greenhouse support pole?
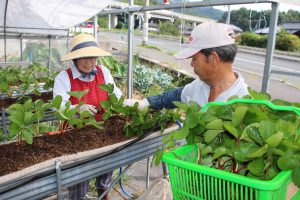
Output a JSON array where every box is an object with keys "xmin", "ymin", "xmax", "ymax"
[
  {"xmin": 67, "ymin": 29, "xmax": 70, "ymax": 52},
  {"xmin": 48, "ymin": 35, "xmax": 51, "ymax": 70},
  {"xmin": 226, "ymin": 5, "xmax": 231, "ymax": 25},
  {"xmin": 261, "ymin": 2, "xmax": 279, "ymax": 92},
  {"xmin": 55, "ymin": 160, "xmax": 62, "ymax": 200},
  {"xmin": 142, "ymin": 0, "xmax": 149, "ymax": 45},
  {"xmin": 108, "ymin": 5, "xmax": 111, "ymax": 30},
  {"xmin": 146, "ymin": 157, "xmax": 151, "ymax": 188},
  {"xmin": 3, "ymin": 0, "xmax": 9, "ymax": 62},
  {"xmin": 127, "ymin": 0, "xmax": 134, "ymax": 98},
  {"xmin": 94, "ymin": 15, "xmax": 98, "ymax": 41},
  {"xmin": 20, "ymin": 34, "xmax": 23, "ymax": 61}
]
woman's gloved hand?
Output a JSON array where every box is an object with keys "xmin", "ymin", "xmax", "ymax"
[
  {"xmin": 79, "ymin": 104, "xmax": 98, "ymax": 115},
  {"xmin": 123, "ymin": 98, "xmax": 150, "ymax": 110}
]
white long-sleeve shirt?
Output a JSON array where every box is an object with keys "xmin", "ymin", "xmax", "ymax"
[
  {"xmin": 53, "ymin": 65, "xmax": 123, "ymax": 107},
  {"xmin": 181, "ymin": 72, "xmax": 249, "ymax": 107}
]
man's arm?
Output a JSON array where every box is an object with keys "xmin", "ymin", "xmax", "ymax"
[{"xmin": 146, "ymin": 87, "xmax": 184, "ymax": 110}]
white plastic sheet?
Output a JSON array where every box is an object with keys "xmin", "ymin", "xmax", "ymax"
[{"xmin": 0, "ymin": 0, "xmax": 113, "ymax": 35}]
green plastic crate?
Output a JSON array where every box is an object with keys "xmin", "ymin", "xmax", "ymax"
[{"xmin": 162, "ymin": 99, "xmax": 300, "ymax": 200}]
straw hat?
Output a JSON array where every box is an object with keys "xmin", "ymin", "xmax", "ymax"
[{"xmin": 61, "ymin": 34, "xmax": 111, "ymax": 61}]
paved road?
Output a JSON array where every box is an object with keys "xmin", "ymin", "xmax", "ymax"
[{"xmin": 99, "ymin": 31, "xmax": 300, "ymax": 102}]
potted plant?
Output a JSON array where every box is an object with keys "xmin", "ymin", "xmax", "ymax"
[{"xmin": 160, "ymin": 89, "xmax": 300, "ymax": 200}]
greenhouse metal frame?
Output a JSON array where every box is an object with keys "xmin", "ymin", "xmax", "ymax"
[{"xmin": 0, "ymin": 0, "xmax": 299, "ymax": 199}]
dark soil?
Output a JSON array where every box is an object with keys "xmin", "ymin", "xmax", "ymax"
[
  {"xmin": 0, "ymin": 116, "xmax": 131, "ymax": 176},
  {"xmin": 0, "ymin": 92, "xmax": 53, "ymax": 109}
]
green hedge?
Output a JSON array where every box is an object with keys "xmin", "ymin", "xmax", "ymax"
[
  {"xmin": 240, "ymin": 32, "xmax": 268, "ymax": 48},
  {"xmin": 240, "ymin": 31, "xmax": 300, "ymax": 52},
  {"xmin": 276, "ymin": 31, "xmax": 300, "ymax": 52}
]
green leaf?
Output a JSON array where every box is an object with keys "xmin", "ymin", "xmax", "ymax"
[
  {"xmin": 8, "ymin": 123, "xmax": 21, "ymax": 135},
  {"xmin": 24, "ymin": 112, "xmax": 34, "ymax": 125},
  {"xmin": 52, "ymin": 95, "xmax": 62, "ymax": 109},
  {"xmin": 232, "ymin": 106, "xmax": 248, "ymax": 127},
  {"xmin": 34, "ymin": 99, "xmax": 44, "ymax": 108},
  {"xmin": 213, "ymin": 147, "xmax": 230, "ymax": 160},
  {"xmin": 56, "ymin": 112, "xmax": 69, "ymax": 120},
  {"xmin": 98, "ymin": 83, "xmax": 114, "ymax": 93},
  {"xmin": 185, "ymin": 109, "xmax": 199, "ymax": 129},
  {"xmin": 277, "ymin": 157, "xmax": 298, "ymax": 170},
  {"xmin": 259, "ymin": 121, "xmax": 276, "ymax": 140},
  {"xmin": 248, "ymin": 87, "xmax": 271, "ymax": 100},
  {"xmin": 202, "ymin": 145, "xmax": 213, "ymax": 156},
  {"xmin": 22, "ymin": 128, "xmax": 33, "ymax": 144},
  {"xmin": 162, "ymin": 133, "xmax": 173, "ymax": 144},
  {"xmin": 265, "ymin": 132, "xmax": 284, "ymax": 147},
  {"xmin": 281, "ymin": 139, "xmax": 300, "ymax": 150},
  {"xmin": 166, "ymin": 140, "xmax": 176, "ymax": 149},
  {"xmin": 247, "ymin": 144, "xmax": 268, "ymax": 159},
  {"xmin": 248, "ymin": 158, "xmax": 264, "ymax": 176},
  {"xmin": 206, "ymin": 119, "xmax": 223, "ymax": 130},
  {"xmin": 173, "ymin": 101, "xmax": 189, "ymax": 110},
  {"xmin": 216, "ymin": 105, "xmax": 233, "ymax": 120},
  {"xmin": 68, "ymin": 89, "xmax": 89, "ymax": 100},
  {"xmin": 69, "ymin": 118, "xmax": 80, "ymax": 125},
  {"xmin": 204, "ymin": 130, "xmax": 223, "ymax": 144},
  {"xmin": 201, "ymin": 156, "xmax": 213, "ymax": 166},
  {"xmin": 8, "ymin": 111, "xmax": 24, "ymax": 126},
  {"xmin": 23, "ymin": 99, "xmax": 33, "ymax": 111},
  {"xmin": 153, "ymin": 149, "xmax": 164, "ymax": 166},
  {"xmin": 108, "ymin": 94, "xmax": 118, "ymax": 104},
  {"xmin": 234, "ymin": 142, "xmax": 258, "ymax": 162},
  {"xmin": 223, "ymin": 121, "xmax": 239, "ymax": 139},
  {"xmin": 8, "ymin": 103, "xmax": 23, "ymax": 112},
  {"xmin": 66, "ymin": 109, "xmax": 77, "ymax": 117},
  {"xmin": 172, "ymin": 127, "xmax": 189, "ymax": 140},
  {"xmin": 80, "ymin": 110, "xmax": 90, "ymax": 118},
  {"xmin": 246, "ymin": 126, "xmax": 263, "ymax": 146},
  {"xmin": 291, "ymin": 167, "xmax": 300, "ymax": 188},
  {"xmin": 100, "ymin": 101, "xmax": 111, "ymax": 109}
]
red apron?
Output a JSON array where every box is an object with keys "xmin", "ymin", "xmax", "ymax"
[{"xmin": 66, "ymin": 65, "xmax": 108, "ymax": 121}]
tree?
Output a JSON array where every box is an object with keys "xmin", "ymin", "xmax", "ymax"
[{"xmin": 219, "ymin": 7, "xmax": 300, "ymax": 32}]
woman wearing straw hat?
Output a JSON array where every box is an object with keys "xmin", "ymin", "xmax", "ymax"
[{"xmin": 53, "ymin": 33, "xmax": 122, "ymax": 200}]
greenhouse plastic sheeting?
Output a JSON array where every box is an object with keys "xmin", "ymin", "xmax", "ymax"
[{"xmin": 0, "ymin": 0, "xmax": 113, "ymax": 35}]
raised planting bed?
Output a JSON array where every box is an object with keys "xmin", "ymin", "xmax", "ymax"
[{"xmin": 0, "ymin": 124, "xmax": 178, "ymax": 200}]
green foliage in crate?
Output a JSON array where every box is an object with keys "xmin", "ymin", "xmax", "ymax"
[{"xmin": 156, "ymin": 88, "xmax": 300, "ymax": 188}]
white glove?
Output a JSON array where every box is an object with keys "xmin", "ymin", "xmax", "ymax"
[
  {"xmin": 123, "ymin": 98, "xmax": 150, "ymax": 110},
  {"xmin": 79, "ymin": 104, "xmax": 98, "ymax": 115}
]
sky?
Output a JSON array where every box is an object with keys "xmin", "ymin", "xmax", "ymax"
[{"xmin": 213, "ymin": 3, "xmax": 300, "ymax": 12}]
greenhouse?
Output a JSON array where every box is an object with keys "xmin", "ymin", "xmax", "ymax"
[{"xmin": 0, "ymin": 0, "xmax": 300, "ymax": 199}]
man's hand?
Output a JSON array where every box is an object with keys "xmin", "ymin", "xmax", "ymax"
[
  {"xmin": 123, "ymin": 98, "xmax": 150, "ymax": 110},
  {"xmin": 79, "ymin": 104, "xmax": 98, "ymax": 115}
]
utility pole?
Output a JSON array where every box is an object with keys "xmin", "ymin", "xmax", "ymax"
[{"xmin": 142, "ymin": 0, "xmax": 149, "ymax": 46}]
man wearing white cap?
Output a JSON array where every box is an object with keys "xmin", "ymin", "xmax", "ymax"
[
  {"xmin": 124, "ymin": 22, "xmax": 248, "ymax": 109},
  {"xmin": 53, "ymin": 34, "xmax": 122, "ymax": 200}
]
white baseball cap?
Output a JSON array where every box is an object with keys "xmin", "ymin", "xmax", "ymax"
[{"xmin": 175, "ymin": 22, "xmax": 235, "ymax": 60}]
